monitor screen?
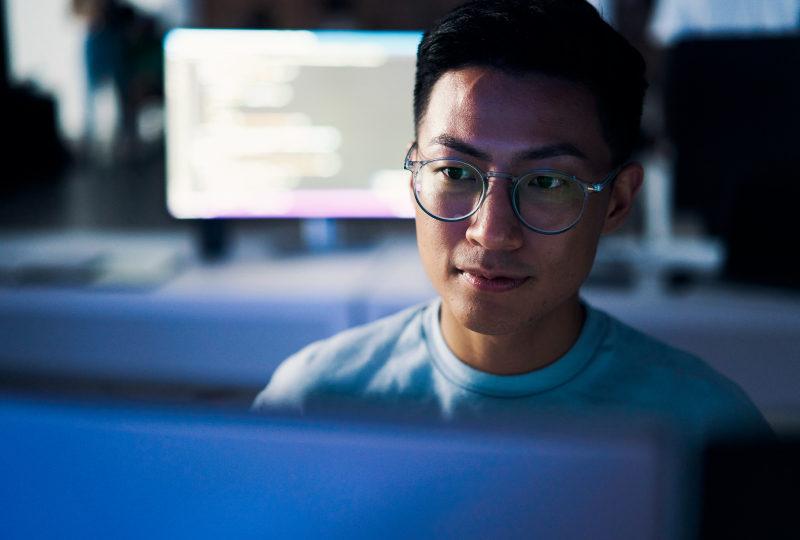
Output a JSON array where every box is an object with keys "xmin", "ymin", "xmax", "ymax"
[
  {"xmin": 165, "ymin": 29, "xmax": 421, "ymax": 219},
  {"xmin": 1, "ymin": 398, "xmax": 677, "ymax": 540}
]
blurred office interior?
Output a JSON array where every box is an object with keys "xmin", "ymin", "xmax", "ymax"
[{"xmin": 1, "ymin": 1, "xmax": 799, "ymax": 537}]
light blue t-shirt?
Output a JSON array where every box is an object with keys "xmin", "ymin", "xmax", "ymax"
[{"xmin": 253, "ymin": 299, "xmax": 771, "ymax": 440}]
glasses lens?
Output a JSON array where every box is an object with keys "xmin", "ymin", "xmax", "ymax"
[
  {"xmin": 514, "ymin": 173, "xmax": 586, "ymax": 232},
  {"xmin": 415, "ymin": 160, "xmax": 484, "ymax": 220}
]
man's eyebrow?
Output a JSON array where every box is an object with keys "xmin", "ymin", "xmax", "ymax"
[
  {"xmin": 428, "ymin": 135, "xmax": 587, "ymax": 162},
  {"xmin": 516, "ymin": 142, "xmax": 587, "ymax": 161},
  {"xmin": 428, "ymin": 135, "xmax": 492, "ymax": 162}
]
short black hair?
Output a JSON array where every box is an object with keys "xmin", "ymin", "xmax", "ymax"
[{"xmin": 414, "ymin": 0, "xmax": 647, "ymax": 165}]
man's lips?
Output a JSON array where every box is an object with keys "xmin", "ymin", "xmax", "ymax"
[{"xmin": 458, "ymin": 269, "xmax": 529, "ymax": 292}]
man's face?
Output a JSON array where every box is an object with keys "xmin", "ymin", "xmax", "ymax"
[{"xmin": 414, "ymin": 67, "xmax": 621, "ymax": 337}]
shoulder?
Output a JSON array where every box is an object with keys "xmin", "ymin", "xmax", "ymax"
[
  {"xmin": 597, "ymin": 308, "xmax": 740, "ymax": 394},
  {"xmin": 252, "ymin": 300, "xmax": 432, "ymax": 412},
  {"xmin": 588, "ymin": 306, "xmax": 772, "ymax": 437}
]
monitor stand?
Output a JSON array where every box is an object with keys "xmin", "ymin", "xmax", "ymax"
[
  {"xmin": 197, "ymin": 218, "xmax": 342, "ymax": 259},
  {"xmin": 301, "ymin": 218, "xmax": 339, "ymax": 252},
  {"xmin": 198, "ymin": 219, "xmax": 228, "ymax": 260}
]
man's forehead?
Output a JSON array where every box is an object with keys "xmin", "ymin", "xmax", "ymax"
[
  {"xmin": 418, "ymin": 67, "xmax": 610, "ymax": 167},
  {"xmin": 431, "ymin": 67, "xmax": 596, "ymax": 113},
  {"xmin": 427, "ymin": 134, "xmax": 588, "ymax": 163}
]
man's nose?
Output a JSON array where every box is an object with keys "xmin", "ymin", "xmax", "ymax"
[{"xmin": 465, "ymin": 179, "xmax": 524, "ymax": 250}]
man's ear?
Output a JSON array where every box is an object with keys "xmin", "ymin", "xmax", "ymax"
[
  {"xmin": 407, "ymin": 141, "xmax": 416, "ymax": 196},
  {"xmin": 601, "ymin": 162, "xmax": 643, "ymax": 234}
]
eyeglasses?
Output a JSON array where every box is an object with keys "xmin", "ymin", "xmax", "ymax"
[{"xmin": 404, "ymin": 143, "xmax": 622, "ymax": 235}]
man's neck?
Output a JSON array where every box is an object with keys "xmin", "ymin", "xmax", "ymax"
[{"xmin": 439, "ymin": 295, "xmax": 585, "ymax": 376}]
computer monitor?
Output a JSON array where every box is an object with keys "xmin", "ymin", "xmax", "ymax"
[
  {"xmin": 1, "ymin": 397, "xmax": 681, "ymax": 539},
  {"xmin": 164, "ymin": 29, "xmax": 421, "ymax": 220},
  {"xmin": 664, "ymin": 37, "xmax": 800, "ymax": 287}
]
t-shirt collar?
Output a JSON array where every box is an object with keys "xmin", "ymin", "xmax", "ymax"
[{"xmin": 423, "ymin": 298, "xmax": 607, "ymax": 398}]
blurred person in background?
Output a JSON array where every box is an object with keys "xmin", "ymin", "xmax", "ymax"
[
  {"xmin": 72, "ymin": 0, "xmax": 164, "ymax": 161},
  {"xmin": 253, "ymin": 0, "xmax": 772, "ymax": 444}
]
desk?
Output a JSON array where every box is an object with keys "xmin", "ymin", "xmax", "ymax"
[{"xmin": 0, "ymin": 235, "xmax": 436, "ymax": 388}]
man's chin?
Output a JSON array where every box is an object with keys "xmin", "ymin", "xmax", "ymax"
[
  {"xmin": 447, "ymin": 300, "xmax": 530, "ymax": 337},
  {"xmin": 462, "ymin": 319, "xmax": 524, "ymax": 336}
]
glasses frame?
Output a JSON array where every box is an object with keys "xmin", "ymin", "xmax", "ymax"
[{"xmin": 404, "ymin": 143, "xmax": 623, "ymax": 235}]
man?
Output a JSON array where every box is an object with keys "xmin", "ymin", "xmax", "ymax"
[{"xmin": 254, "ymin": 0, "xmax": 770, "ymax": 440}]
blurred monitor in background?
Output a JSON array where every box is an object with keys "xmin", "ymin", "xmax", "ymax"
[
  {"xmin": 650, "ymin": 0, "xmax": 800, "ymax": 288},
  {"xmin": 649, "ymin": 0, "xmax": 800, "ymax": 46},
  {"xmin": 164, "ymin": 30, "xmax": 420, "ymax": 219},
  {"xmin": 664, "ymin": 36, "xmax": 800, "ymax": 288}
]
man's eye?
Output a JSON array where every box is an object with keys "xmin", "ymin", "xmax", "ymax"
[
  {"xmin": 443, "ymin": 167, "xmax": 473, "ymax": 180},
  {"xmin": 532, "ymin": 176, "xmax": 563, "ymax": 189}
]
